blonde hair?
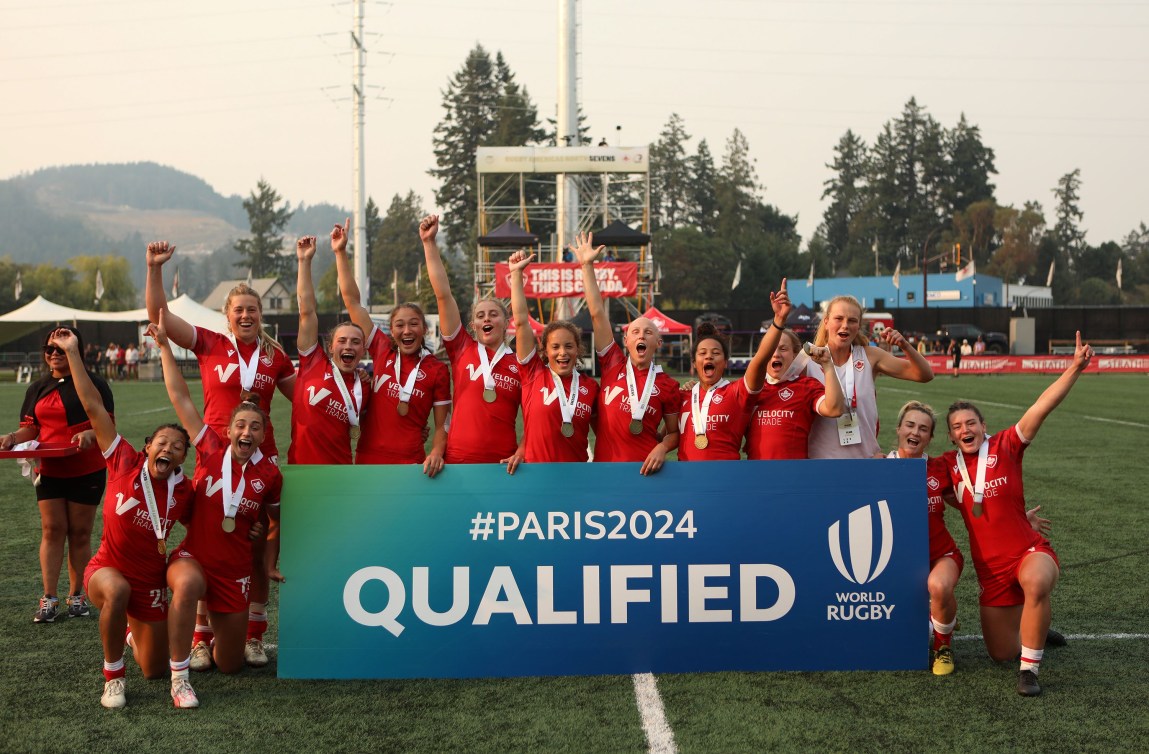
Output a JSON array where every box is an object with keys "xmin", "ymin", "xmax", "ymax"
[
  {"xmin": 468, "ymin": 296, "xmax": 510, "ymax": 339},
  {"xmin": 897, "ymin": 400, "xmax": 936, "ymax": 437},
  {"xmin": 223, "ymin": 284, "xmax": 285, "ymax": 357},
  {"xmin": 814, "ymin": 295, "xmax": 868, "ymax": 348}
]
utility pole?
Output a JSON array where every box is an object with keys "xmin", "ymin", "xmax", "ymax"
[
  {"xmin": 352, "ymin": 0, "xmax": 368, "ymax": 306},
  {"xmin": 554, "ymin": 0, "xmax": 579, "ymax": 321}
]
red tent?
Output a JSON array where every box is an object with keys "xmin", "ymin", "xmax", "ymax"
[
  {"xmin": 640, "ymin": 306, "xmax": 691, "ymax": 335},
  {"xmin": 506, "ymin": 315, "xmax": 545, "ymax": 336}
]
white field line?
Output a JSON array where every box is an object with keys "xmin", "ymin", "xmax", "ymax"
[
  {"xmin": 881, "ymin": 386, "xmax": 1149, "ymax": 429},
  {"xmin": 632, "ymin": 672, "xmax": 677, "ymax": 754},
  {"xmin": 122, "ymin": 405, "xmax": 173, "ymax": 416},
  {"xmin": 954, "ymin": 633, "xmax": 1149, "ymax": 642}
]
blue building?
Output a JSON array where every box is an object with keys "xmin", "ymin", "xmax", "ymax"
[{"xmin": 793, "ymin": 272, "xmax": 1003, "ymax": 310}]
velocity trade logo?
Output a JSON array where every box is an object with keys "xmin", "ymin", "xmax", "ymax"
[{"xmin": 827, "ymin": 500, "xmax": 893, "ymax": 585}]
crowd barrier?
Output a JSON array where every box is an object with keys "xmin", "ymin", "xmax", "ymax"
[{"xmin": 925, "ymin": 354, "xmax": 1149, "ymax": 374}]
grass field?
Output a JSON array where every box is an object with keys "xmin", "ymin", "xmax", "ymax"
[{"xmin": 1, "ymin": 373, "xmax": 1148, "ymax": 753}]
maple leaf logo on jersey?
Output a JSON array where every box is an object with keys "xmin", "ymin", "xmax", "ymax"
[
  {"xmin": 927, "ymin": 477, "xmax": 940, "ymax": 491},
  {"xmin": 508, "ymin": 364, "xmax": 519, "ymax": 373},
  {"xmin": 251, "ymin": 479, "xmax": 265, "ymax": 493},
  {"xmin": 579, "ymin": 385, "xmax": 589, "ymax": 395},
  {"xmin": 854, "ymin": 359, "xmax": 865, "ymax": 371},
  {"xmin": 779, "ymin": 387, "xmax": 794, "ymax": 401},
  {"xmin": 986, "ymin": 455, "xmax": 999, "ymax": 468},
  {"xmin": 712, "ymin": 394, "xmax": 723, "ymax": 404},
  {"xmin": 416, "ymin": 369, "xmax": 427, "ymax": 380},
  {"xmin": 260, "ymin": 353, "xmax": 273, "ymax": 367}
]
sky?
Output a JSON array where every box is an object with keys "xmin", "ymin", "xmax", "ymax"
[{"xmin": 2, "ymin": 0, "xmax": 1147, "ymax": 249}]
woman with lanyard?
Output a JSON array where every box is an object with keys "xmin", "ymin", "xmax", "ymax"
[
  {"xmin": 571, "ymin": 232, "xmax": 679, "ymax": 474},
  {"xmin": 289, "ymin": 234, "xmax": 368, "ymax": 465},
  {"xmin": 47, "ymin": 328, "xmax": 194, "ymax": 709},
  {"xmin": 421, "ymin": 214, "xmax": 523, "ymax": 465},
  {"xmin": 145, "ymin": 240, "xmax": 295, "ymax": 668},
  {"xmin": 942, "ymin": 331, "xmax": 1092, "ymax": 697},
  {"xmin": 331, "ymin": 220, "xmax": 450, "ymax": 474},
  {"xmin": 506, "ymin": 249, "xmax": 598, "ymax": 467},
  {"xmin": 153, "ymin": 314, "xmax": 282, "ymax": 707},
  {"xmin": 1, "ymin": 326, "xmax": 113, "ymax": 623},
  {"xmin": 744, "ymin": 329, "xmax": 845, "ymax": 460},
  {"xmin": 806, "ymin": 295, "xmax": 933, "ymax": 459},
  {"xmin": 678, "ymin": 280, "xmax": 791, "ymax": 461}
]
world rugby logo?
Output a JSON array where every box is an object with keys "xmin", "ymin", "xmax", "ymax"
[{"xmin": 828, "ymin": 500, "xmax": 893, "ymax": 584}]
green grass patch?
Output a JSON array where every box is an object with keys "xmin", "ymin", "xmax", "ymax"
[{"xmin": 1, "ymin": 375, "xmax": 1147, "ymax": 752}]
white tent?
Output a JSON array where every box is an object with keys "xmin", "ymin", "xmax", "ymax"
[{"xmin": 0, "ymin": 294, "xmax": 227, "ymax": 346}]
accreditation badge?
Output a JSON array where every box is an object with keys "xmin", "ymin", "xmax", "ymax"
[{"xmin": 836, "ymin": 412, "xmax": 861, "ymax": 446}]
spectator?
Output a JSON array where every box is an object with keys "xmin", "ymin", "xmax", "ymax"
[{"xmin": 124, "ymin": 343, "xmax": 139, "ymax": 380}]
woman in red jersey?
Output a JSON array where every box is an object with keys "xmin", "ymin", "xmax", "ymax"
[
  {"xmin": 153, "ymin": 314, "xmax": 282, "ymax": 708},
  {"xmin": 331, "ymin": 219, "xmax": 450, "ymax": 475},
  {"xmin": 421, "ymin": 214, "xmax": 522, "ymax": 464},
  {"xmin": 806, "ymin": 295, "xmax": 933, "ymax": 459},
  {"xmin": 677, "ymin": 281, "xmax": 791, "ymax": 461},
  {"xmin": 572, "ymin": 232, "xmax": 679, "ymax": 474},
  {"xmin": 943, "ymin": 331, "xmax": 1093, "ymax": 697},
  {"xmin": 506, "ymin": 249, "xmax": 598, "ymax": 468},
  {"xmin": 744, "ymin": 329, "xmax": 844, "ymax": 460},
  {"xmin": 289, "ymin": 234, "xmax": 368, "ymax": 466},
  {"xmin": 51, "ymin": 328, "xmax": 194, "ymax": 710},
  {"xmin": 145, "ymin": 240, "xmax": 295, "ymax": 667},
  {"xmin": 1, "ymin": 326, "xmax": 113, "ymax": 623}
]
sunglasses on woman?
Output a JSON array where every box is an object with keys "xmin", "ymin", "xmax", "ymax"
[{"xmin": 42, "ymin": 345, "xmax": 66, "ymax": 356}]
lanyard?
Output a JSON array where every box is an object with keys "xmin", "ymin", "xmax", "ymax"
[
  {"xmin": 625, "ymin": 359, "xmax": 658, "ymax": 423},
  {"xmin": 227, "ymin": 334, "xmax": 261, "ymax": 392},
  {"xmin": 328, "ymin": 362, "xmax": 364, "ymax": 428},
  {"xmin": 956, "ymin": 436, "xmax": 991, "ymax": 515},
  {"xmin": 833, "ymin": 352, "xmax": 857, "ymax": 415},
  {"xmin": 220, "ymin": 446, "xmax": 248, "ymax": 521},
  {"xmin": 394, "ymin": 350, "xmax": 427, "ymax": 405},
  {"xmin": 476, "ymin": 343, "xmax": 508, "ymax": 391},
  {"xmin": 691, "ymin": 380, "xmax": 726, "ymax": 438},
  {"xmin": 550, "ymin": 368, "xmax": 580, "ymax": 428},
  {"xmin": 139, "ymin": 461, "xmax": 177, "ymax": 546}
]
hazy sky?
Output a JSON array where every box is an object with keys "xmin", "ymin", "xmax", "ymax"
[{"xmin": 3, "ymin": 0, "xmax": 1146, "ymax": 248}]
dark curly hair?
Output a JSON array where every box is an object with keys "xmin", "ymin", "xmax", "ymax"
[{"xmin": 694, "ymin": 322, "xmax": 729, "ymax": 360}]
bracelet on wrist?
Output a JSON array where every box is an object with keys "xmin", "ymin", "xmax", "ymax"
[{"xmin": 771, "ymin": 320, "xmax": 785, "ymax": 330}]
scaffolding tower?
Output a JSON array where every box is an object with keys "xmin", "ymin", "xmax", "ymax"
[{"xmin": 475, "ymin": 146, "xmax": 656, "ymax": 322}]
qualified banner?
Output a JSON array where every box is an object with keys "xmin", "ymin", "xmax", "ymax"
[
  {"xmin": 493, "ymin": 262, "xmax": 638, "ymax": 299},
  {"xmin": 278, "ymin": 459, "xmax": 928, "ymax": 679}
]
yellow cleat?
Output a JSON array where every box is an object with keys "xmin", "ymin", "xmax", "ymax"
[{"xmin": 932, "ymin": 645, "xmax": 955, "ymax": 676}]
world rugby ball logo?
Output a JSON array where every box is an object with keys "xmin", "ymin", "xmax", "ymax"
[{"xmin": 828, "ymin": 500, "xmax": 893, "ymax": 584}]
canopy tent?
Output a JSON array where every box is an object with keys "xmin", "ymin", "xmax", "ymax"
[
  {"xmin": 477, "ymin": 219, "xmax": 539, "ymax": 248},
  {"xmin": 592, "ymin": 220, "xmax": 651, "ymax": 247},
  {"xmin": 640, "ymin": 306, "xmax": 691, "ymax": 335},
  {"xmin": 783, "ymin": 303, "xmax": 820, "ymax": 338},
  {"xmin": 0, "ymin": 294, "xmax": 228, "ymax": 348},
  {"xmin": 505, "ymin": 315, "xmax": 545, "ymax": 337}
]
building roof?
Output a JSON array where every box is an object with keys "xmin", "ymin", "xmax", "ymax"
[{"xmin": 201, "ymin": 278, "xmax": 285, "ymax": 310}]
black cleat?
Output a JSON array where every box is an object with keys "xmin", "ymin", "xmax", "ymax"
[
  {"xmin": 1045, "ymin": 628, "xmax": 1068, "ymax": 647},
  {"xmin": 1017, "ymin": 669, "xmax": 1042, "ymax": 697}
]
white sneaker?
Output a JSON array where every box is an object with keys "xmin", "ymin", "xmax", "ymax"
[
  {"xmin": 101, "ymin": 677, "xmax": 126, "ymax": 709},
  {"xmin": 244, "ymin": 638, "xmax": 268, "ymax": 667},
  {"xmin": 189, "ymin": 641, "xmax": 213, "ymax": 672},
  {"xmin": 171, "ymin": 678, "xmax": 200, "ymax": 709}
]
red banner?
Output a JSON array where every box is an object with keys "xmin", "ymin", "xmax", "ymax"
[
  {"xmin": 493, "ymin": 262, "xmax": 638, "ymax": 299},
  {"xmin": 923, "ymin": 355, "xmax": 1149, "ymax": 374}
]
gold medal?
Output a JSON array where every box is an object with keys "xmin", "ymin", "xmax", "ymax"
[
  {"xmin": 629, "ymin": 419, "xmax": 643, "ymax": 435},
  {"xmin": 157, "ymin": 539, "xmax": 166, "ymax": 555},
  {"xmin": 482, "ymin": 388, "xmax": 497, "ymax": 403},
  {"xmin": 222, "ymin": 517, "xmax": 236, "ymax": 533},
  {"xmin": 397, "ymin": 401, "xmax": 409, "ymax": 416},
  {"xmin": 561, "ymin": 422, "xmax": 575, "ymax": 438},
  {"xmin": 349, "ymin": 425, "xmax": 361, "ymax": 441},
  {"xmin": 694, "ymin": 434, "xmax": 709, "ymax": 450}
]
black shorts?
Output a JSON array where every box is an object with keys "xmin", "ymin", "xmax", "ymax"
[{"xmin": 36, "ymin": 469, "xmax": 107, "ymax": 506}]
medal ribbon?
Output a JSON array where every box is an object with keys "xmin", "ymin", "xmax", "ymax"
[
  {"xmin": 690, "ymin": 379, "xmax": 726, "ymax": 440},
  {"xmin": 956, "ymin": 435, "xmax": 990, "ymax": 506},
  {"xmin": 395, "ymin": 351, "xmax": 427, "ymax": 406},
  {"xmin": 328, "ymin": 360, "xmax": 364, "ymax": 428},
  {"xmin": 625, "ymin": 359, "xmax": 658, "ymax": 424},
  {"xmin": 833, "ymin": 351, "xmax": 857, "ymax": 417},
  {"xmin": 549, "ymin": 368, "xmax": 580, "ymax": 429},
  {"xmin": 139, "ymin": 460, "xmax": 177, "ymax": 545},
  {"xmin": 476, "ymin": 343, "xmax": 508, "ymax": 392},
  {"xmin": 220, "ymin": 446, "xmax": 248, "ymax": 521},
  {"xmin": 227, "ymin": 334, "xmax": 261, "ymax": 392}
]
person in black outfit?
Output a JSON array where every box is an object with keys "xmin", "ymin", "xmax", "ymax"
[{"xmin": 1, "ymin": 326, "xmax": 115, "ymax": 623}]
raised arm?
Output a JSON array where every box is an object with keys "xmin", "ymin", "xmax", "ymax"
[
  {"xmin": 53, "ymin": 329, "xmax": 116, "ymax": 452},
  {"xmin": 744, "ymin": 279, "xmax": 791, "ymax": 392},
  {"xmin": 296, "ymin": 236, "xmax": 319, "ymax": 353},
  {"xmin": 144, "ymin": 241, "xmax": 195, "ymax": 348},
  {"xmin": 151, "ymin": 311, "xmax": 205, "ymax": 440},
  {"xmin": 331, "ymin": 218, "xmax": 374, "ymax": 337},
  {"xmin": 572, "ymin": 232, "xmax": 612, "ymax": 348},
  {"xmin": 421, "ymin": 215, "xmax": 462, "ymax": 338},
  {"xmin": 869, "ymin": 327, "xmax": 934, "ymax": 383},
  {"xmin": 1017, "ymin": 331, "xmax": 1093, "ymax": 442},
  {"xmin": 507, "ymin": 249, "xmax": 537, "ymax": 362}
]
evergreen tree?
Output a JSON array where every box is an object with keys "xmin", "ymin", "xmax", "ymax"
[
  {"xmin": 649, "ymin": 114, "xmax": 694, "ymax": 230},
  {"xmin": 370, "ymin": 191, "xmax": 427, "ymax": 306},
  {"xmin": 988, "ymin": 201, "xmax": 1044, "ymax": 284},
  {"xmin": 687, "ymin": 139, "xmax": 719, "ymax": 232},
  {"xmin": 429, "ymin": 45, "xmax": 544, "ymax": 269},
  {"xmin": 1052, "ymin": 169, "xmax": 1087, "ymax": 270},
  {"xmin": 234, "ymin": 179, "xmax": 293, "ymax": 278},
  {"xmin": 820, "ymin": 129, "xmax": 869, "ymax": 271},
  {"xmin": 944, "ymin": 113, "xmax": 997, "ymax": 212}
]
